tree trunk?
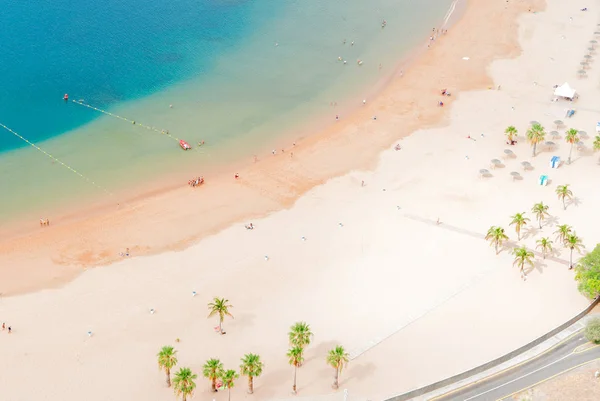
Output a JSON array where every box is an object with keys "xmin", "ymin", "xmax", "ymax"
[
  {"xmin": 495, "ymin": 242, "xmax": 499, "ymax": 255},
  {"xmin": 532, "ymin": 143, "xmax": 537, "ymax": 157},
  {"xmin": 568, "ymin": 143, "xmax": 573, "ymax": 164},
  {"xmin": 183, "ymin": 395, "xmax": 187, "ymax": 401},
  {"xmin": 543, "ymin": 249, "xmax": 546, "ymax": 259},
  {"xmin": 569, "ymin": 247, "xmax": 574, "ymax": 269},
  {"xmin": 219, "ymin": 316, "xmax": 223, "ymax": 334},
  {"xmin": 539, "ymin": 218, "xmax": 542, "ymax": 229},
  {"xmin": 517, "ymin": 228, "xmax": 520, "ymax": 241},
  {"xmin": 212, "ymin": 378, "xmax": 217, "ymax": 392},
  {"xmin": 563, "ymin": 197, "xmax": 566, "ymax": 210},
  {"xmin": 292, "ymin": 366, "xmax": 297, "ymax": 394},
  {"xmin": 332, "ymin": 367, "xmax": 339, "ymax": 389},
  {"xmin": 166, "ymin": 368, "xmax": 171, "ymax": 387},
  {"xmin": 248, "ymin": 376, "xmax": 254, "ymax": 394},
  {"xmin": 228, "ymin": 388, "xmax": 231, "ymax": 401}
]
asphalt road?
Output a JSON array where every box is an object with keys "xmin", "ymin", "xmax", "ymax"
[{"xmin": 431, "ymin": 331, "xmax": 600, "ymax": 401}]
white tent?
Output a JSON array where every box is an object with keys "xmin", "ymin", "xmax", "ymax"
[{"xmin": 554, "ymin": 82, "xmax": 576, "ymax": 99}]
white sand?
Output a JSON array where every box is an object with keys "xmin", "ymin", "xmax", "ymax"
[{"xmin": 1, "ymin": 1, "xmax": 599, "ymax": 401}]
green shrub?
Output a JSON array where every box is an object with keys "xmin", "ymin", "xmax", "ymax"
[
  {"xmin": 574, "ymin": 244, "xmax": 600, "ymax": 299},
  {"xmin": 584, "ymin": 318, "xmax": 600, "ymax": 344}
]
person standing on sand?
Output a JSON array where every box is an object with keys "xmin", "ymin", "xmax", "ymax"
[
  {"xmin": 2, "ymin": 322, "xmax": 5, "ymax": 330},
  {"xmin": 8, "ymin": 326, "xmax": 11, "ymax": 334}
]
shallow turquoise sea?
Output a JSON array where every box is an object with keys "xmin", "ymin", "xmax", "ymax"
[{"xmin": 0, "ymin": 0, "xmax": 453, "ymax": 224}]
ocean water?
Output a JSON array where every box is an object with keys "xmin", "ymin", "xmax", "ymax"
[{"xmin": 0, "ymin": 0, "xmax": 454, "ymax": 225}]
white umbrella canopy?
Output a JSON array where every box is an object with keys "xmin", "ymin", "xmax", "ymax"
[{"xmin": 554, "ymin": 82, "xmax": 577, "ymax": 99}]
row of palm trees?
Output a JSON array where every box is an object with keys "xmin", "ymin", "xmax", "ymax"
[
  {"xmin": 505, "ymin": 124, "xmax": 600, "ymax": 162},
  {"xmin": 485, "ymin": 195, "xmax": 583, "ymax": 276},
  {"xmin": 157, "ymin": 346, "xmax": 246, "ymax": 401},
  {"xmin": 157, "ymin": 299, "xmax": 350, "ymax": 400}
]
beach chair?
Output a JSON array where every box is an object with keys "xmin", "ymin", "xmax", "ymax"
[
  {"xmin": 596, "ymin": 122, "xmax": 600, "ymax": 133},
  {"xmin": 549, "ymin": 156, "xmax": 560, "ymax": 169},
  {"xmin": 565, "ymin": 109, "xmax": 575, "ymax": 118},
  {"xmin": 538, "ymin": 175, "xmax": 549, "ymax": 186}
]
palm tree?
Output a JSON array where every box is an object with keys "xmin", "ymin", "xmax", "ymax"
[
  {"xmin": 288, "ymin": 321, "xmax": 313, "ymax": 352},
  {"xmin": 326, "ymin": 346, "xmax": 349, "ymax": 390},
  {"xmin": 221, "ymin": 369, "xmax": 239, "ymax": 401},
  {"xmin": 173, "ymin": 367, "xmax": 197, "ymax": 401},
  {"xmin": 531, "ymin": 202, "xmax": 549, "ymax": 229},
  {"xmin": 157, "ymin": 346, "xmax": 178, "ymax": 387},
  {"xmin": 240, "ymin": 353, "xmax": 264, "ymax": 394},
  {"xmin": 287, "ymin": 346, "xmax": 304, "ymax": 394},
  {"xmin": 555, "ymin": 184, "xmax": 573, "ymax": 210},
  {"xmin": 526, "ymin": 123, "xmax": 546, "ymax": 156},
  {"xmin": 510, "ymin": 212, "xmax": 530, "ymax": 241},
  {"xmin": 485, "ymin": 226, "xmax": 509, "ymax": 254},
  {"xmin": 565, "ymin": 233, "xmax": 583, "ymax": 269},
  {"xmin": 512, "ymin": 246, "xmax": 534, "ymax": 276},
  {"xmin": 565, "ymin": 128, "xmax": 580, "ymax": 164},
  {"xmin": 536, "ymin": 237, "xmax": 553, "ymax": 259},
  {"xmin": 594, "ymin": 135, "xmax": 600, "ymax": 162},
  {"xmin": 208, "ymin": 297, "xmax": 233, "ymax": 334},
  {"xmin": 554, "ymin": 224, "xmax": 572, "ymax": 245},
  {"xmin": 505, "ymin": 126, "xmax": 518, "ymax": 143},
  {"xmin": 203, "ymin": 358, "xmax": 224, "ymax": 392}
]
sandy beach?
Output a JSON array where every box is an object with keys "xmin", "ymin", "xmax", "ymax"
[{"xmin": 2, "ymin": 0, "xmax": 600, "ymax": 400}]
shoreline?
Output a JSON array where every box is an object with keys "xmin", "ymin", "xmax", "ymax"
[
  {"xmin": 1, "ymin": 0, "xmax": 516, "ymax": 297},
  {"xmin": 0, "ymin": 0, "xmax": 460, "ymax": 232},
  {"xmin": 5, "ymin": 0, "xmax": 599, "ymax": 400}
]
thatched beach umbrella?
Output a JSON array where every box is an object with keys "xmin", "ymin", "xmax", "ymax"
[
  {"xmin": 490, "ymin": 159, "xmax": 502, "ymax": 168},
  {"xmin": 577, "ymin": 69, "xmax": 587, "ymax": 77},
  {"xmin": 479, "ymin": 169, "xmax": 490, "ymax": 178},
  {"xmin": 529, "ymin": 120, "xmax": 540, "ymax": 126},
  {"xmin": 521, "ymin": 161, "xmax": 532, "ymax": 170},
  {"xmin": 510, "ymin": 171, "xmax": 521, "ymax": 181},
  {"xmin": 580, "ymin": 61, "xmax": 589, "ymax": 69},
  {"xmin": 578, "ymin": 130, "xmax": 588, "ymax": 139},
  {"xmin": 584, "ymin": 54, "xmax": 592, "ymax": 59},
  {"xmin": 504, "ymin": 149, "xmax": 515, "ymax": 158},
  {"xmin": 587, "ymin": 47, "xmax": 595, "ymax": 53},
  {"xmin": 591, "ymin": 40, "xmax": 598, "ymax": 44},
  {"xmin": 550, "ymin": 130, "xmax": 560, "ymax": 139},
  {"xmin": 545, "ymin": 141, "xmax": 555, "ymax": 149},
  {"xmin": 553, "ymin": 120, "xmax": 563, "ymax": 128}
]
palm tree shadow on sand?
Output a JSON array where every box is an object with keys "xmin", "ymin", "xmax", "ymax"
[
  {"xmin": 544, "ymin": 215, "xmax": 560, "ymax": 227},
  {"xmin": 522, "ymin": 226, "xmax": 539, "ymax": 240},
  {"xmin": 566, "ymin": 196, "xmax": 582, "ymax": 209},
  {"xmin": 228, "ymin": 312, "xmax": 256, "ymax": 331},
  {"xmin": 344, "ymin": 362, "xmax": 377, "ymax": 384},
  {"xmin": 305, "ymin": 340, "xmax": 339, "ymax": 364},
  {"xmin": 524, "ymin": 259, "xmax": 548, "ymax": 275}
]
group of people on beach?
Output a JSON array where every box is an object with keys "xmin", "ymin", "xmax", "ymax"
[
  {"xmin": 2, "ymin": 322, "xmax": 12, "ymax": 334},
  {"xmin": 188, "ymin": 176, "xmax": 204, "ymax": 187}
]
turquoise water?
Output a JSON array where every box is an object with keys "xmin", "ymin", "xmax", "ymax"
[{"xmin": 0, "ymin": 0, "xmax": 453, "ymax": 225}]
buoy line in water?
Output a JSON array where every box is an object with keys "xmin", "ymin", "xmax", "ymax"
[
  {"xmin": 71, "ymin": 99, "xmax": 182, "ymax": 143},
  {"xmin": 0, "ymin": 122, "xmax": 145, "ymax": 218},
  {"xmin": 0, "ymin": 122, "xmax": 111, "ymax": 194}
]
